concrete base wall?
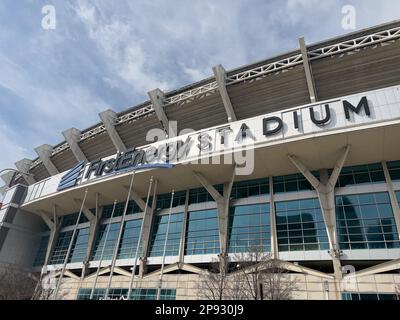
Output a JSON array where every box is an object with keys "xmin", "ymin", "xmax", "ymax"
[{"xmin": 56, "ymin": 273, "xmax": 400, "ymax": 300}]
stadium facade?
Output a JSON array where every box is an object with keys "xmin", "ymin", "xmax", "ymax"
[{"xmin": 1, "ymin": 20, "xmax": 400, "ymax": 300}]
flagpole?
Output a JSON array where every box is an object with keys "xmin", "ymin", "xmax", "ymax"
[
  {"xmin": 157, "ymin": 190, "xmax": 174, "ymax": 300},
  {"xmin": 89, "ymin": 200, "xmax": 117, "ymax": 300},
  {"xmin": 104, "ymin": 172, "xmax": 135, "ymax": 299},
  {"xmin": 53, "ymin": 188, "xmax": 88, "ymax": 299},
  {"xmin": 127, "ymin": 176, "xmax": 154, "ymax": 299}
]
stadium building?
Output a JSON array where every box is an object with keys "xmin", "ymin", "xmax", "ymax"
[{"xmin": 1, "ymin": 20, "xmax": 400, "ymax": 300}]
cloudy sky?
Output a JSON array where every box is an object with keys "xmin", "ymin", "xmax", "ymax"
[{"xmin": 0, "ymin": 0, "xmax": 399, "ymax": 177}]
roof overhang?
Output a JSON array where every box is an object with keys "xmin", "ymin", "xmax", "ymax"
[{"xmin": 19, "ymin": 84, "xmax": 400, "ymax": 217}]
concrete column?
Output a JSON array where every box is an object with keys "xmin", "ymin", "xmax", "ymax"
[
  {"xmin": 213, "ymin": 64, "xmax": 237, "ymax": 122},
  {"xmin": 288, "ymin": 145, "xmax": 351, "ymax": 300},
  {"xmin": 14, "ymin": 159, "xmax": 36, "ymax": 185},
  {"xmin": 269, "ymin": 176, "xmax": 279, "ymax": 259},
  {"xmin": 299, "ymin": 37, "xmax": 317, "ymax": 103},
  {"xmin": 99, "ymin": 109, "xmax": 127, "ymax": 152},
  {"xmin": 62, "ymin": 128, "xmax": 88, "ymax": 162},
  {"xmin": 34, "ymin": 144, "xmax": 59, "ymax": 176},
  {"xmin": 178, "ymin": 189, "xmax": 190, "ymax": 263},
  {"xmin": 382, "ymin": 161, "xmax": 400, "ymax": 236},
  {"xmin": 148, "ymin": 89, "xmax": 176, "ymax": 138},
  {"xmin": 0, "ymin": 171, "xmax": 15, "ymax": 187}
]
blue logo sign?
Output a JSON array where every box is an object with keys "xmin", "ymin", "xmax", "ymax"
[{"xmin": 57, "ymin": 160, "xmax": 85, "ymax": 191}]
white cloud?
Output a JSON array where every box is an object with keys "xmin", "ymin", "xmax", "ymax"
[
  {"xmin": 74, "ymin": 0, "xmax": 172, "ymax": 93},
  {"xmin": 0, "ymin": 51, "xmax": 109, "ymax": 193},
  {"xmin": 181, "ymin": 65, "xmax": 211, "ymax": 83},
  {"xmin": 0, "ymin": 120, "xmax": 31, "ymax": 174},
  {"xmin": 0, "ymin": 52, "xmax": 107, "ymax": 132}
]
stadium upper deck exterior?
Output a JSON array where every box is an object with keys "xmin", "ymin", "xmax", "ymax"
[{"xmin": 1, "ymin": 20, "xmax": 400, "ymax": 300}]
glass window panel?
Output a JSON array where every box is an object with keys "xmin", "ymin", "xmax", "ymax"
[
  {"xmin": 361, "ymin": 205, "xmax": 378, "ymax": 219},
  {"xmin": 149, "ymin": 213, "xmax": 183, "ymax": 257},
  {"xmin": 91, "ymin": 222, "xmax": 121, "ymax": 261},
  {"xmin": 185, "ymin": 209, "xmax": 219, "ymax": 255},
  {"xmin": 336, "ymin": 192, "xmax": 399, "ymax": 251},
  {"xmin": 338, "ymin": 163, "xmax": 385, "ymax": 187},
  {"xmin": 389, "ymin": 169, "xmax": 400, "ymax": 181},
  {"xmin": 358, "ymin": 194, "xmax": 375, "ymax": 205},
  {"xmin": 370, "ymin": 171, "xmax": 385, "ymax": 182},
  {"xmin": 228, "ymin": 204, "xmax": 270, "ymax": 253},
  {"xmin": 33, "ymin": 235, "xmax": 49, "ymax": 266},
  {"xmin": 69, "ymin": 228, "xmax": 89, "ymax": 263},
  {"xmin": 377, "ymin": 204, "xmax": 394, "ymax": 219},
  {"xmin": 275, "ymin": 199, "xmax": 327, "ymax": 253}
]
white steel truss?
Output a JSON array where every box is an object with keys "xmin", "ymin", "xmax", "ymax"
[
  {"xmin": 225, "ymin": 54, "xmax": 303, "ymax": 84},
  {"xmin": 27, "ymin": 24, "xmax": 400, "ymax": 172},
  {"xmin": 51, "ymin": 143, "xmax": 69, "ymax": 156},
  {"xmin": 79, "ymin": 125, "xmax": 106, "ymax": 141},
  {"xmin": 164, "ymin": 81, "xmax": 218, "ymax": 105},
  {"xmin": 116, "ymin": 104, "xmax": 155, "ymax": 125},
  {"xmin": 308, "ymin": 25, "xmax": 400, "ymax": 60}
]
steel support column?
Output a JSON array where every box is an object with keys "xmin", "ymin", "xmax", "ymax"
[
  {"xmin": 82, "ymin": 193, "xmax": 104, "ymax": 277},
  {"xmin": 62, "ymin": 128, "xmax": 88, "ymax": 162},
  {"xmin": 193, "ymin": 167, "xmax": 235, "ymax": 274},
  {"xmin": 34, "ymin": 144, "xmax": 59, "ymax": 176},
  {"xmin": 178, "ymin": 189, "xmax": 190, "ymax": 263},
  {"xmin": 288, "ymin": 145, "xmax": 351, "ymax": 300},
  {"xmin": 39, "ymin": 207, "xmax": 62, "ymax": 268},
  {"xmin": 299, "ymin": 37, "xmax": 317, "ymax": 103},
  {"xmin": 139, "ymin": 178, "xmax": 158, "ymax": 277},
  {"xmin": 148, "ymin": 89, "xmax": 176, "ymax": 138},
  {"xmin": 213, "ymin": 64, "xmax": 237, "ymax": 122},
  {"xmin": 269, "ymin": 176, "xmax": 279, "ymax": 259},
  {"xmin": 15, "ymin": 159, "xmax": 36, "ymax": 185},
  {"xmin": 99, "ymin": 109, "xmax": 127, "ymax": 152},
  {"xmin": 0, "ymin": 171, "xmax": 15, "ymax": 187},
  {"xmin": 382, "ymin": 161, "xmax": 400, "ymax": 237}
]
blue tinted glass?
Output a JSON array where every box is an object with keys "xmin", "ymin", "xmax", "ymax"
[
  {"xmin": 185, "ymin": 209, "xmax": 219, "ymax": 255},
  {"xmin": 33, "ymin": 235, "xmax": 49, "ymax": 266},
  {"xmin": 275, "ymin": 199, "xmax": 327, "ymax": 252},
  {"xmin": 149, "ymin": 213, "xmax": 183, "ymax": 257},
  {"xmin": 336, "ymin": 192, "xmax": 399, "ymax": 250},
  {"xmin": 337, "ymin": 163, "xmax": 385, "ymax": 187},
  {"xmin": 228, "ymin": 204, "xmax": 270, "ymax": 253}
]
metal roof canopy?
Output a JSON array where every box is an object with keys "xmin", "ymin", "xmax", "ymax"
[
  {"xmin": 21, "ymin": 122, "xmax": 400, "ymax": 219},
  {"xmin": 22, "ymin": 20, "xmax": 400, "ymax": 174}
]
